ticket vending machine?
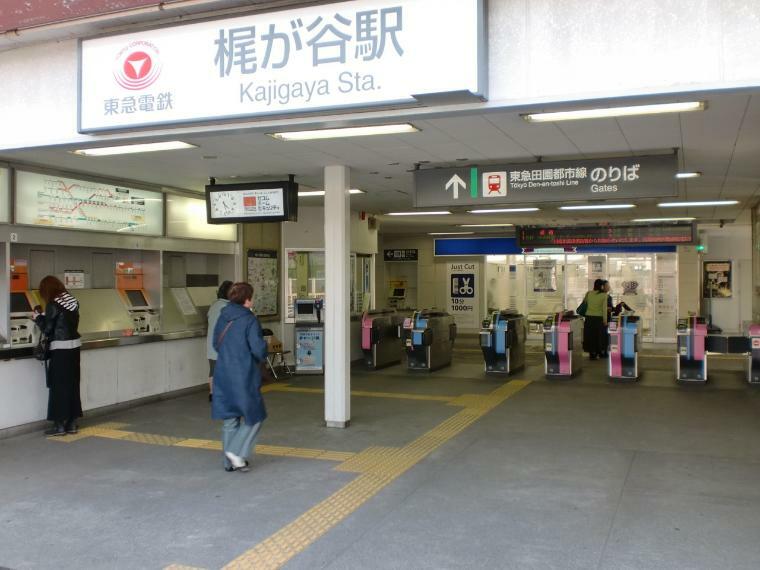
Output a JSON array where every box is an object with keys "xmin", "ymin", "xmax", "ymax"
[
  {"xmin": 294, "ymin": 298, "xmax": 325, "ymax": 375},
  {"xmin": 400, "ymin": 310, "xmax": 456, "ymax": 371},
  {"xmin": 676, "ymin": 316, "xmax": 708, "ymax": 383},
  {"xmin": 543, "ymin": 312, "xmax": 583, "ymax": 378},
  {"xmin": 480, "ymin": 310, "xmax": 527, "ymax": 374},
  {"xmin": 746, "ymin": 325, "xmax": 760, "ymax": 384},
  {"xmin": 115, "ymin": 263, "xmax": 160, "ymax": 334},
  {"xmin": 9, "ymin": 259, "xmax": 41, "ymax": 347},
  {"xmin": 361, "ymin": 309, "xmax": 403, "ymax": 370},
  {"xmin": 608, "ymin": 315, "xmax": 641, "ymax": 381}
]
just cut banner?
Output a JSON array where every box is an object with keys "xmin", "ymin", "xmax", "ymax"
[
  {"xmin": 79, "ymin": 0, "xmax": 485, "ymax": 132},
  {"xmin": 414, "ymin": 154, "xmax": 677, "ymax": 207}
]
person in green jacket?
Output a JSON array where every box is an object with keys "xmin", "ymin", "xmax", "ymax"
[{"xmin": 582, "ymin": 279, "xmax": 609, "ymax": 360}]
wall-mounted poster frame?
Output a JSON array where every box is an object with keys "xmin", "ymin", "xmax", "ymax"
[
  {"xmin": 0, "ymin": 166, "xmax": 9, "ymax": 223},
  {"xmin": 247, "ymin": 249, "xmax": 278, "ymax": 317},
  {"xmin": 15, "ymin": 169, "xmax": 163, "ymax": 236},
  {"xmin": 703, "ymin": 260, "xmax": 732, "ymax": 298}
]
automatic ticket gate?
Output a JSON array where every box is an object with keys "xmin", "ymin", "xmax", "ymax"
[
  {"xmin": 748, "ymin": 325, "xmax": 760, "ymax": 384},
  {"xmin": 543, "ymin": 312, "xmax": 583, "ymax": 378},
  {"xmin": 480, "ymin": 310, "xmax": 526, "ymax": 374},
  {"xmin": 361, "ymin": 309, "xmax": 403, "ymax": 370},
  {"xmin": 676, "ymin": 316, "xmax": 708, "ymax": 383},
  {"xmin": 401, "ymin": 310, "xmax": 456, "ymax": 371},
  {"xmin": 608, "ymin": 315, "xmax": 640, "ymax": 381}
]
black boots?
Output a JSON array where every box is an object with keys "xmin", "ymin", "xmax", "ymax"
[
  {"xmin": 44, "ymin": 422, "xmax": 66, "ymax": 436},
  {"xmin": 45, "ymin": 420, "xmax": 78, "ymax": 436}
]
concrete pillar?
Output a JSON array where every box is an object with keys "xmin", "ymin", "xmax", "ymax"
[{"xmin": 323, "ymin": 165, "xmax": 351, "ymax": 428}]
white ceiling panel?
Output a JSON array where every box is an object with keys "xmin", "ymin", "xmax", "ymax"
[
  {"xmin": 555, "ymin": 118, "xmax": 632, "ymax": 156},
  {"xmin": 616, "ymin": 114, "xmax": 682, "ymax": 150},
  {"xmin": 481, "ymin": 112, "xmax": 580, "ymax": 157}
]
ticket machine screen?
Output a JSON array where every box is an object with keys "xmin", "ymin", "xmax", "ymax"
[
  {"xmin": 125, "ymin": 289, "xmax": 149, "ymax": 308},
  {"xmin": 10, "ymin": 292, "xmax": 32, "ymax": 313}
]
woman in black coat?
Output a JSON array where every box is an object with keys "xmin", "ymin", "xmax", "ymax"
[{"xmin": 34, "ymin": 275, "xmax": 82, "ymax": 436}]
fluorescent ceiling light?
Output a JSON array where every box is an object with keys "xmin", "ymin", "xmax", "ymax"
[
  {"xmin": 523, "ymin": 101, "xmax": 705, "ymax": 123},
  {"xmin": 659, "ymin": 200, "xmax": 738, "ymax": 207},
  {"xmin": 270, "ymin": 124, "xmax": 419, "ymax": 141},
  {"xmin": 386, "ymin": 211, "xmax": 451, "ymax": 216},
  {"xmin": 459, "ymin": 223, "xmax": 515, "ymax": 228},
  {"xmin": 559, "ymin": 204, "xmax": 636, "ymax": 211},
  {"xmin": 298, "ymin": 189, "xmax": 365, "ymax": 197},
  {"xmin": 428, "ymin": 232, "xmax": 475, "ymax": 236},
  {"xmin": 72, "ymin": 141, "xmax": 197, "ymax": 156},
  {"xmin": 675, "ymin": 172, "xmax": 702, "ymax": 179},
  {"xmin": 632, "ymin": 217, "xmax": 696, "ymax": 222},
  {"xmin": 467, "ymin": 207, "xmax": 540, "ymax": 214}
]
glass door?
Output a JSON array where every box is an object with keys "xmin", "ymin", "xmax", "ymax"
[{"xmin": 607, "ymin": 254, "xmax": 654, "ymax": 341}]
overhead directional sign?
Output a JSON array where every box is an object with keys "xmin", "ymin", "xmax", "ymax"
[{"xmin": 414, "ymin": 154, "xmax": 678, "ymax": 208}]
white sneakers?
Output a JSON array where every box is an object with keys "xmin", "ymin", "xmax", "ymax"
[{"xmin": 225, "ymin": 451, "xmax": 250, "ymax": 472}]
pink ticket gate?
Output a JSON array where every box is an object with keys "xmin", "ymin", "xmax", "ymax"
[
  {"xmin": 543, "ymin": 312, "xmax": 583, "ymax": 378},
  {"xmin": 676, "ymin": 316, "xmax": 708, "ymax": 383}
]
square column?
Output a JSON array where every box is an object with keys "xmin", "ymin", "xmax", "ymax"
[{"xmin": 323, "ymin": 165, "xmax": 351, "ymax": 428}]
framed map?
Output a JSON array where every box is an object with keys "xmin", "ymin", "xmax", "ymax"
[
  {"xmin": 15, "ymin": 170, "xmax": 163, "ymax": 236},
  {"xmin": 247, "ymin": 249, "xmax": 278, "ymax": 317}
]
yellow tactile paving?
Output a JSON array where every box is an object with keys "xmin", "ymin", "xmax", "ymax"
[
  {"xmin": 223, "ymin": 380, "xmax": 532, "ymax": 570},
  {"xmin": 46, "ymin": 421, "xmax": 131, "ymax": 442},
  {"xmin": 267, "ymin": 383, "xmax": 456, "ymax": 403},
  {"xmin": 164, "ymin": 565, "xmax": 207, "ymax": 570}
]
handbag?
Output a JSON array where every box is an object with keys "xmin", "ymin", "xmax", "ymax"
[
  {"xmin": 576, "ymin": 294, "xmax": 588, "ymax": 317},
  {"xmin": 33, "ymin": 334, "xmax": 50, "ymax": 362}
]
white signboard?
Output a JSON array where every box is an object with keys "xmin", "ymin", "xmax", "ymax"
[
  {"xmin": 79, "ymin": 0, "xmax": 485, "ymax": 132},
  {"xmin": 15, "ymin": 171, "xmax": 163, "ymax": 236},
  {"xmin": 0, "ymin": 167, "xmax": 9, "ymax": 223},
  {"xmin": 209, "ymin": 188, "xmax": 285, "ymax": 220},
  {"xmin": 447, "ymin": 262, "xmax": 480, "ymax": 330},
  {"xmin": 166, "ymin": 194, "xmax": 237, "ymax": 241}
]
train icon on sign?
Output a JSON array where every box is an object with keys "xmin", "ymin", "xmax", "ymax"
[{"xmin": 482, "ymin": 171, "xmax": 507, "ymax": 197}]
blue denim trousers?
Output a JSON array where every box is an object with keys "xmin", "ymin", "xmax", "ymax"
[{"xmin": 222, "ymin": 418, "xmax": 262, "ymax": 469}]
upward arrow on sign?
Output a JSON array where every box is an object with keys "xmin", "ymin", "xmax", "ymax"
[{"xmin": 445, "ymin": 174, "xmax": 466, "ymax": 200}]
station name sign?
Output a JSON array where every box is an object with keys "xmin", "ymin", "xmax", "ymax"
[
  {"xmin": 414, "ymin": 154, "xmax": 677, "ymax": 207},
  {"xmin": 517, "ymin": 223, "xmax": 695, "ymax": 247},
  {"xmin": 79, "ymin": 0, "xmax": 485, "ymax": 132}
]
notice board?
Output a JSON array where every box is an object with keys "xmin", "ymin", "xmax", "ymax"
[{"xmin": 247, "ymin": 249, "xmax": 278, "ymax": 317}]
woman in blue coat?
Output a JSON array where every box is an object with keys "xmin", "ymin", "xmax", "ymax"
[{"xmin": 211, "ymin": 282, "xmax": 268, "ymax": 472}]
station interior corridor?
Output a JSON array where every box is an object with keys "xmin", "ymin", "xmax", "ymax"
[{"xmin": 2, "ymin": 345, "xmax": 759, "ymax": 570}]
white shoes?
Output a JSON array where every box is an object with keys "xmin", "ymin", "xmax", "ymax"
[{"xmin": 225, "ymin": 451, "xmax": 249, "ymax": 472}]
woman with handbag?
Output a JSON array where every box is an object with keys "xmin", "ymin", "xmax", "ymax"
[
  {"xmin": 211, "ymin": 282, "xmax": 268, "ymax": 472},
  {"xmin": 33, "ymin": 275, "xmax": 82, "ymax": 436},
  {"xmin": 581, "ymin": 278, "xmax": 609, "ymax": 361}
]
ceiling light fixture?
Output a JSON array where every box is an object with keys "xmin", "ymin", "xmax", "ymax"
[
  {"xmin": 632, "ymin": 217, "xmax": 696, "ymax": 222},
  {"xmin": 458, "ymin": 223, "xmax": 515, "ymax": 228},
  {"xmin": 428, "ymin": 232, "xmax": 475, "ymax": 236},
  {"xmin": 523, "ymin": 101, "xmax": 705, "ymax": 123},
  {"xmin": 298, "ymin": 189, "xmax": 365, "ymax": 197},
  {"xmin": 72, "ymin": 141, "xmax": 198, "ymax": 156},
  {"xmin": 467, "ymin": 207, "xmax": 540, "ymax": 214},
  {"xmin": 675, "ymin": 172, "xmax": 702, "ymax": 179},
  {"xmin": 269, "ymin": 123, "xmax": 419, "ymax": 141},
  {"xmin": 386, "ymin": 211, "xmax": 451, "ymax": 216},
  {"xmin": 658, "ymin": 200, "xmax": 738, "ymax": 208},
  {"xmin": 559, "ymin": 204, "xmax": 636, "ymax": 211}
]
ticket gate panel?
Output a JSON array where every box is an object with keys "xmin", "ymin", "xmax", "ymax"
[
  {"xmin": 361, "ymin": 310, "xmax": 403, "ymax": 370},
  {"xmin": 544, "ymin": 312, "xmax": 582, "ymax": 378},
  {"xmin": 747, "ymin": 325, "xmax": 760, "ymax": 384},
  {"xmin": 676, "ymin": 317, "xmax": 708, "ymax": 383},
  {"xmin": 480, "ymin": 310, "xmax": 526, "ymax": 374},
  {"xmin": 608, "ymin": 316, "xmax": 640, "ymax": 381},
  {"xmin": 402, "ymin": 310, "xmax": 456, "ymax": 372}
]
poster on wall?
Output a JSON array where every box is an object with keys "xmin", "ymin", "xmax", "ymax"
[
  {"xmin": 247, "ymin": 250, "xmax": 278, "ymax": 317},
  {"xmin": 703, "ymin": 261, "xmax": 732, "ymax": 298},
  {"xmin": 532, "ymin": 259, "xmax": 557, "ymax": 292},
  {"xmin": 447, "ymin": 262, "xmax": 479, "ymax": 329},
  {"xmin": 15, "ymin": 171, "xmax": 163, "ymax": 236}
]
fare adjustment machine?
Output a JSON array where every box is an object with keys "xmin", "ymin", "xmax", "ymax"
[
  {"xmin": 608, "ymin": 315, "xmax": 641, "ymax": 381},
  {"xmin": 361, "ymin": 309, "xmax": 404, "ymax": 370},
  {"xmin": 115, "ymin": 263, "xmax": 160, "ymax": 334},
  {"xmin": 400, "ymin": 310, "xmax": 456, "ymax": 371},
  {"xmin": 9, "ymin": 259, "xmax": 40, "ymax": 347},
  {"xmin": 480, "ymin": 310, "xmax": 527, "ymax": 374},
  {"xmin": 543, "ymin": 312, "xmax": 583, "ymax": 378},
  {"xmin": 676, "ymin": 316, "xmax": 708, "ymax": 383},
  {"xmin": 294, "ymin": 298, "xmax": 325, "ymax": 375}
]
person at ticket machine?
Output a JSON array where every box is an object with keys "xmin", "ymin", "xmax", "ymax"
[{"xmin": 33, "ymin": 275, "xmax": 83, "ymax": 437}]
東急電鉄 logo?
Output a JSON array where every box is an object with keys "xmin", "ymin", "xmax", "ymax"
[{"xmin": 114, "ymin": 41, "xmax": 162, "ymax": 90}]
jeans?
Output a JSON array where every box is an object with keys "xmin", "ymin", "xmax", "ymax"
[{"xmin": 222, "ymin": 418, "xmax": 262, "ymax": 469}]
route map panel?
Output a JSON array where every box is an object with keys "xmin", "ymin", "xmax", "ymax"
[{"xmin": 16, "ymin": 171, "xmax": 163, "ymax": 235}]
